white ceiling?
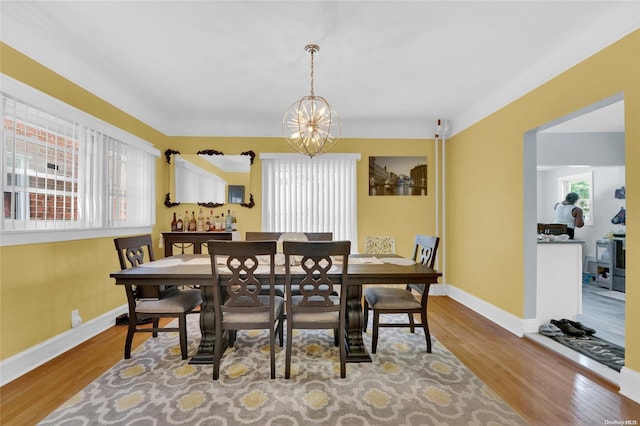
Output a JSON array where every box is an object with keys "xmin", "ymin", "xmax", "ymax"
[{"xmin": 1, "ymin": 1, "xmax": 638, "ymax": 139}]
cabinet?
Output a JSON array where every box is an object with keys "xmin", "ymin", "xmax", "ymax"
[{"xmin": 537, "ymin": 241, "xmax": 583, "ymax": 324}]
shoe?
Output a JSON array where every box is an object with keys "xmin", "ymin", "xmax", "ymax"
[
  {"xmin": 551, "ymin": 319, "xmax": 586, "ymax": 337},
  {"xmin": 565, "ymin": 319, "xmax": 596, "ymax": 335},
  {"xmin": 539, "ymin": 323, "xmax": 564, "ymax": 337}
]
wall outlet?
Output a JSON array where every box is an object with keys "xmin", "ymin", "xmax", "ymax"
[{"xmin": 71, "ymin": 309, "xmax": 83, "ymax": 328}]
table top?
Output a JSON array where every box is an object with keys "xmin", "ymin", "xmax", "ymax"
[{"xmin": 110, "ymin": 254, "xmax": 441, "ymax": 286}]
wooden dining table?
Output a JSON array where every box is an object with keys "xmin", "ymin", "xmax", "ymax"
[{"xmin": 110, "ymin": 253, "xmax": 441, "ymax": 364}]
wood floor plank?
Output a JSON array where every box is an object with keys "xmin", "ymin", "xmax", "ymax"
[
  {"xmin": 1, "ymin": 298, "xmax": 639, "ymax": 425},
  {"xmin": 427, "ymin": 296, "xmax": 640, "ymax": 424}
]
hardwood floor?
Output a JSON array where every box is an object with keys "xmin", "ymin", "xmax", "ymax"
[{"xmin": 2, "ymin": 296, "xmax": 639, "ymax": 425}]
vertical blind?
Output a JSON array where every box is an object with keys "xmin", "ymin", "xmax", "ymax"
[
  {"xmin": 261, "ymin": 153, "xmax": 360, "ymax": 244},
  {"xmin": 2, "ymin": 89, "xmax": 158, "ymax": 232},
  {"xmin": 174, "ymin": 156, "xmax": 226, "ymax": 204}
]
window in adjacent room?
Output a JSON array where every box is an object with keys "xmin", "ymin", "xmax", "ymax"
[{"xmin": 558, "ymin": 172, "xmax": 593, "ymax": 226}]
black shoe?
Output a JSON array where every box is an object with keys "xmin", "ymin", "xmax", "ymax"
[
  {"xmin": 565, "ymin": 319, "xmax": 596, "ymax": 335},
  {"xmin": 551, "ymin": 319, "xmax": 586, "ymax": 337}
]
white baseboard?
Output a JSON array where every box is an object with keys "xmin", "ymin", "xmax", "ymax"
[
  {"xmin": 444, "ymin": 284, "xmax": 527, "ymax": 337},
  {"xmin": 620, "ymin": 367, "xmax": 640, "ymax": 403},
  {"xmin": 440, "ymin": 282, "xmax": 640, "ymax": 404},
  {"xmin": 0, "ymin": 305, "xmax": 127, "ymax": 386}
]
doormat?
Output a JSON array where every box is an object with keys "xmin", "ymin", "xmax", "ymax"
[{"xmin": 549, "ymin": 334, "xmax": 625, "ymax": 372}]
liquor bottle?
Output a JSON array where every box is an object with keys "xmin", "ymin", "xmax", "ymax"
[
  {"xmin": 184, "ymin": 211, "xmax": 190, "ymax": 231},
  {"xmin": 189, "ymin": 211, "xmax": 197, "ymax": 231},
  {"xmin": 220, "ymin": 213, "xmax": 225, "ymax": 231},
  {"xmin": 171, "ymin": 212, "xmax": 178, "ymax": 232},
  {"xmin": 214, "ymin": 215, "xmax": 221, "ymax": 231},
  {"xmin": 176, "ymin": 213, "xmax": 184, "ymax": 232},
  {"xmin": 231, "ymin": 210, "xmax": 237, "ymax": 231},
  {"xmin": 197, "ymin": 208, "xmax": 205, "ymax": 232},
  {"xmin": 208, "ymin": 210, "xmax": 214, "ymax": 231},
  {"xmin": 226, "ymin": 209, "xmax": 233, "ymax": 231}
]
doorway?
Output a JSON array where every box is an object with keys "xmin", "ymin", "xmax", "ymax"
[{"xmin": 523, "ymin": 94, "xmax": 626, "ymax": 377}]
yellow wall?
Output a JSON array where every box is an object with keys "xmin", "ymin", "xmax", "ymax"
[
  {"xmin": 157, "ymin": 137, "xmax": 437, "ymax": 259},
  {"xmin": 0, "ymin": 44, "xmax": 435, "ymax": 359},
  {"xmin": 445, "ymin": 30, "xmax": 639, "ymax": 370}
]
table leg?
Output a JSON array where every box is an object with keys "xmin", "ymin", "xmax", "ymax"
[
  {"xmin": 189, "ymin": 286, "xmax": 215, "ymax": 364},
  {"xmin": 345, "ymin": 284, "xmax": 372, "ymax": 363}
]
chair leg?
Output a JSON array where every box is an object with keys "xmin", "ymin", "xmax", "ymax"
[
  {"xmin": 270, "ymin": 327, "xmax": 276, "ymax": 379},
  {"xmin": 372, "ymin": 310, "xmax": 380, "ymax": 354},
  {"xmin": 363, "ymin": 299, "xmax": 369, "ymax": 332},
  {"xmin": 285, "ymin": 318, "xmax": 293, "ymax": 379},
  {"xmin": 339, "ymin": 322, "xmax": 346, "ymax": 378},
  {"xmin": 213, "ymin": 327, "xmax": 224, "ymax": 380},
  {"xmin": 408, "ymin": 313, "xmax": 415, "ymax": 333},
  {"xmin": 179, "ymin": 314, "xmax": 188, "ymax": 360},
  {"xmin": 152, "ymin": 318, "xmax": 160, "ymax": 338},
  {"xmin": 333, "ymin": 329, "xmax": 339, "ymax": 347},
  {"xmin": 421, "ymin": 310, "xmax": 432, "ymax": 353},
  {"xmin": 277, "ymin": 312, "xmax": 284, "ymax": 347},
  {"xmin": 124, "ymin": 316, "xmax": 136, "ymax": 359}
]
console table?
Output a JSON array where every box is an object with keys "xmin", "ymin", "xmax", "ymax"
[{"xmin": 161, "ymin": 232, "xmax": 239, "ymax": 257}]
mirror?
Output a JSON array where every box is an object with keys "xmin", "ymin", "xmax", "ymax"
[{"xmin": 165, "ymin": 149, "xmax": 255, "ymax": 208}]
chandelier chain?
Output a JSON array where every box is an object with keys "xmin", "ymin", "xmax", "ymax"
[{"xmin": 309, "ymin": 49, "xmax": 315, "ymax": 96}]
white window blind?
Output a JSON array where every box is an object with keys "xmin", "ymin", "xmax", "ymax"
[
  {"xmin": 174, "ymin": 156, "xmax": 226, "ymax": 204},
  {"xmin": 261, "ymin": 153, "xmax": 360, "ymax": 244},
  {"xmin": 1, "ymin": 75, "xmax": 159, "ymax": 240}
]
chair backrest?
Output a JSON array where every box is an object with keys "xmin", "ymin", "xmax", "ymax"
[
  {"xmin": 412, "ymin": 235, "xmax": 439, "ymax": 268},
  {"xmin": 284, "ymin": 241, "xmax": 350, "ymax": 310},
  {"xmin": 407, "ymin": 235, "xmax": 440, "ymax": 295},
  {"xmin": 208, "ymin": 240, "xmax": 277, "ymax": 322},
  {"xmin": 114, "ymin": 234, "xmax": 169, "ymax": 299},
  {"xmin": 114, "ymin": 234, "xmax": 155, "ymax": 270},
  {"xmin": 364, "ymin": 236, "xmax": 396, "ymax": 255},
  {"xmin": 246, "ymin": 232, "xmax": 333, "ymax": 241},
  {"xmin": 537, "ymin": 223, "xmax": 568, "ymax": 235}
]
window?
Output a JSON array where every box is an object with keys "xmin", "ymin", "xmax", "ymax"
[
  {"xmin": 558, "ymin": 172, "xmax": 593, "ymax": 225},
  {"xmin": 261, "ymin": 153, "xmax": 360, "ymax": 244},
  {"xmin": 1, "ymin": 75, "xmax": 159, "ymax": 245}
]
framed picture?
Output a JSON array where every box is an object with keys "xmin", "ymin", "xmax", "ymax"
[
  {"xmin": 228, "ymin": 185, "xmax": 245, "ymax": 204},
  {"xmin": 368, "ymin": 156, "xmax": 427, "ymax": 196}
]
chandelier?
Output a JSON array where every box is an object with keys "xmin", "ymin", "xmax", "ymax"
[{"xmin": 283, "ymin": 44, "xmax": 340, "ymax": 158}]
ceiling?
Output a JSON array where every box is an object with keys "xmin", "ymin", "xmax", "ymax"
[{"xmin": 2, "ymin": 1, "xmax": 638, "ymax": 139}]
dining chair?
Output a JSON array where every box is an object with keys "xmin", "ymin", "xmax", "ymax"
[
  {"xmin": 363, "ymin": 234, "xmax": 440, "ymax": 353},
  {"xmin": 363, "ymin": 236, "xmax": 397, "ymax": 293},
  {"xmin": 283, "ymin": 240, "xmax": 350, "ymax": 379},
  {"xmin": 364, "ymin": 236, "xmax": 396, "ymax": 256},
  {"xmin": 246, "ymin": 231, "xmax": 335, "ymax": 297},
  {"xmin": 208, "ymin": 240, "xmax": 284, "ymax": 380},
  {"xmin": 113, "ymin": 235, "xmax": 202, "ymax": 360}
]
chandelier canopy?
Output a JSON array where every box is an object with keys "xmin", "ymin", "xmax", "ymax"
[{"xmin": 283, "ymin": 44, "xmax": 340, "ymax": 158}]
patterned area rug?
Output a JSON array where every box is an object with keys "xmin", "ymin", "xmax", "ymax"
[
  {"xmin": 41, "ymin": 315, "xmax": 525, "ymax": 425},
  {"xmin": 550, "ymin": 334, "xmax": 625, "ymax": 372}
]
